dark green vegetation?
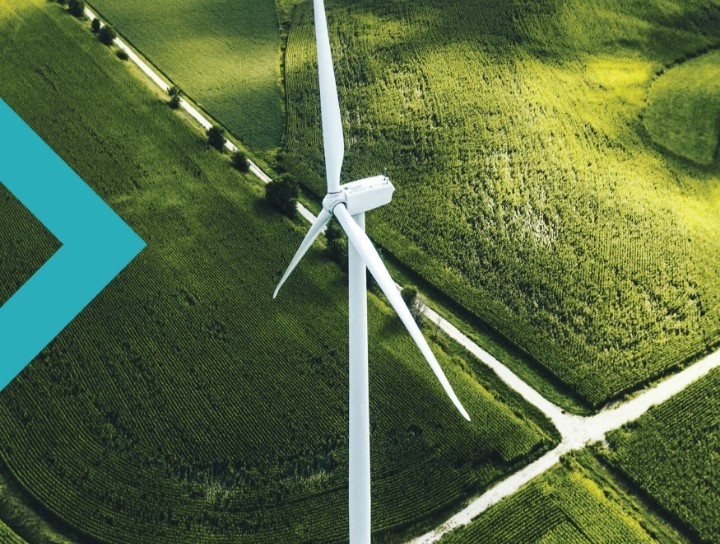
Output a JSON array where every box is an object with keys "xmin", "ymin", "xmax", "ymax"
[
  {"xmin": 441, "ymin": 451, "xmax": 690, "ymax": 544},
  {"xmin": 265, "ymin": 174, "xmax": 299, "ymax": 217},
  {"xmin": 644, "ymin": 50, "xmax": 720, "ymax": 166},
  {"xmin": 89, "ymin": 0, "xmax": 284, "ymax": 151},
  {"xmin": 0, "ymin": 2, "xmax": 557, "ymax": 541},
  {"xmin": 207, "ymin": 125, "xmax": 226, "ymax": 151},
  {"xmin": 98, "ymin": 24, "xmax": 115, "ymax": 46},
  {"xmin": 604, "ymin": 368, "xmax": 720, "ymax": 543},
  {"xmin": 0, "ymin": 520, "xmax": 25, "ymax": 544},
  {"xmin": 283, "ymin": 0, "xmax": 720, "ymax": 407}
]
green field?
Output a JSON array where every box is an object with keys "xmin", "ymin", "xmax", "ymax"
[
  {"xmin": 604, "ymin": 368, "xmax": 720, "ymax": 543},
  {"xmin": 644, "ymin": 49, "xmax": 720, "ymax": 166},
  {"xmin": 89, "ymin": 0, "xmax": 284, "ymax": 151},
  {"xmin": 283, "ymin": 0, "xmax": 720, "ymax": 407},
  {"xmin": 441, "ymin": 452, "xmax": 690, "ymax": 544},
  {"xmin": 0, "ymin": 520, "xmax": 25, "ymax": 544},
  {"xmin": 0, "ymin": 2, "xmax": 558, "ymax": 542}
]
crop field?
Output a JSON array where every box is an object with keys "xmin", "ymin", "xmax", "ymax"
[
  {"xmin": 283, "ymin": 0, "xmax": 720, "ymax": 407},
  {"xmin": 644, "ymin": 49, "xmax": 720, "ymax": 166},
  {"xmin": 89, "ymin": 0, "xmax": 284, "ymax": 151},
  {"xmin": 0, "ymin": 520, "xmax": 24, "ymax": 544},
  {"xmin": 0, "ymin": 2, "xmax": 558, "ymax": 542},
  {"xmin": 440, "ymin": 451, "xmax": 689, "ymax": 544},
  {"xmin": 604, "ymin": 368, "xmax": 720, "ymax": 543}
]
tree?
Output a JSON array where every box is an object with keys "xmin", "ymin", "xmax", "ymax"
[
  {"xmin": 231, "ymin": 151, "xmax": 250, "ymax": 173},
  {"xmin": 99, "ymin": 25, "xmax": 116, "ymax": 46},
  {"xmin": 168, "ymin": 86, "xmax": 181, "ymax": 109},
  {"xmin": 68, "ymin": 0, "xmax": 84, "ymax": 17},
  {"xmin": 207, "ymin": 125, "xmax": 226, "ymax": 151},
  {"xmin": 91, "ymin": 18, "xmax": 101, "ymax": 33},
  {"xmin": 264, "ymin": 174, "xmax": 298, "ymax": 218},
  {"xmin": 401, "ymin": 285, "xmax": 426, "ymax": 324}
]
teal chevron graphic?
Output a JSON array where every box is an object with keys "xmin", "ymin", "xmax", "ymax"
[{"xmin": 0, "ymin": 100, "xmax": 145, "ymax": 391}]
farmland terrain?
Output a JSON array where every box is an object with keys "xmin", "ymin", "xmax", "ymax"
[
  {"xmin": 644, "ymin": 49, "xmax": 720, "ymax": 166},
  {"xmin": 439, "ymin": 451, "xmax": 689, "ymax": 544},
  {"xmin": 0, "ymin": 1, "xmax": 557, "ymax": 542},
  {"xmin": 283, "ymin": 0, "xmax": 720, "ymax": 407},
  {"xmin": 89, "ymin": 0, "xmax": 284, "ymax": 151},
  {"xmin": 603, "ymin": 368, "xmax": 720, "ymax": 543}
]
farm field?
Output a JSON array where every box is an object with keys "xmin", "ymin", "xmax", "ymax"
[
  {"xmin": 89, "ymin": 0, "xmax": 284, "ymax": 151},
  {"xmin": 440, "ymin": 451, "xmax": 690, "ymax": 544},
  {"xmin": 644, "ymin": 49, "xmax": 720, "ymax": 166},
  {"xmin": 283, "ymin": 0, "xmax": 720, "ymax": 407},
  {"xmin": 0, "ymin": 2, "xmax": 558, "ymax": 542},
  {"xmin": 0, "ymin": 520, "xmax": 24, "ymax": 544},
  {"xmin": 603, "ymin": 368, "xmax": 720, "ymax": 543}
]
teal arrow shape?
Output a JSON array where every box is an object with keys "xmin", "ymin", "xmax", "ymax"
[{"xmin": 0, "ymin": 99, "xmax": 145, "ymax": 390}]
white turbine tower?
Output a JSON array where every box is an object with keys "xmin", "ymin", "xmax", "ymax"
[{"xmin": 273, "ymin": 0, "xmax": 471, "ymax": 541}]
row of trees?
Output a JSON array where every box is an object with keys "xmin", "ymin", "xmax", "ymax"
[{"xmin": 76, "ymin": 2, "xmax": 426, "ymax": 325}]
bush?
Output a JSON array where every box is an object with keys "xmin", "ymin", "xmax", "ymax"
[
  {"xmin": 168, "ymin": 86, "xmax": 181, "ymax": 109},
  {"xmin": 68, "ymin": 0, "xmax": 84, "ymax": 17},
  {"xmin": 207, "ymin": 126, "xmax": 226, "ymax": 151},
  {"xmin": 231, "ymin": 151, "xmax": 250, "ymax": 173},
  {"xmin": 91, "ymin": 18, "xmax": 101, "ymax": 33},
  {"xmin": 401, "ymin": 285, "xmax": 426, "ymax": 324},
  {"xmin": 99, "ymin": 25, "xmax": 116, "ymax": 46},
  {"xmin": 116, "ymin": 50, "xmax": 129, "ymax": 61},
  {"xmin": 265, "ymin": 174, "xmax": 298, "ymax": 218}
]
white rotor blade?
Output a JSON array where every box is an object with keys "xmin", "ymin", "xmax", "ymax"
[
  {"xmin": 313, "ymin": 0, "xmax": 344, "ymax": 193},
  {"xmin": 274, "ymin": 208, "xmax": 333, "ymax": 299},
  {"xmin": 334, "ymin": 205, "xmax": 471, "ymax": 421}
]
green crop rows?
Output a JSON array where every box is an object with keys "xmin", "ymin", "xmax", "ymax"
[
  {"xmin": 0, "ymin": 520, "xmax": 24, "ymax": 544},
  {"xmin": 441, "ymin": 451, "xmax": 689, "ymax": 544},
  {"xmin": 89, "ymin": 0, "xmax": 284, "ymax": 151},
  {"xmin": 0, "ymin": 2, "xmax": 557, "ymax": 542},
  {"xmin": 283, "ymin": 0, "xmax": 720, "ymax": 407},
  {"xmin": 604, "ymin": 368, "xmax": 720, "ymax": 543},
  {"xmin": 644, "ymin": 49, "xmax": 720, "ymax": 166}
]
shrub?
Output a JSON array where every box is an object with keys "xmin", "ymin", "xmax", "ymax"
[
  {"xmin": 168, "ymin": 86, "xmax": 181, "ymax": 109},
  {"xmin": 231, "ymin": 151, "xmax": 250, "ymax": 173},
  {"xmin": 116, "ymin": 50, "xmax": 129, "ymax": 61},
  {"xmin": 91, "ymin": 18, "xmax": 101, "ymax": 33},
  {"xmin": 68, "ymin": 0, "xmax": 85, "ymax": 17},
  {"xmin": 401, "ymin": 285, "xmax": 426, "ymax": 324},
  {"xmin": 207, "ymin": 125, "xmax": 226, "ymax": 151},
  {"xmin": 265, "ymin": 174, "xmax": 298, "ymax": 218},
  {"xmin": 99, "ymin": 25, "xmax": 116, "ymax": 46}
]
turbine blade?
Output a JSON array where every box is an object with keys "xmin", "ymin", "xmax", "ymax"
[
  {"xmin": 274, "ymin": 208, "xmax": 333, "ymax": 299},
  {"xmin": 334, "ymin": 205, "xmax": 471, "ymax": 421},
  {"xmin": 313, "ymin": 0, "xmax": 344, "ymax": 193}
]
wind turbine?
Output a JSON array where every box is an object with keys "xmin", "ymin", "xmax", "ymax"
[{"xmin": 273, "ymin": 0, "xmax": 471, "ymax": 541}]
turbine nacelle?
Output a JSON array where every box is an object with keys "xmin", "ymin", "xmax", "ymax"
[{"xmin": 323, "ymin": 175, "xmax": 395, "ymax": 216}]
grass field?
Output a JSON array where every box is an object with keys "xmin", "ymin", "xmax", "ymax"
[
  {"xmin": 644, "ymin": 49, "xmax": 720, "ymax": 166},
  {"xmin": 0, "ymin": 2, "xmax": 558, "ymax": 542},
  {"xmin": 283, "ymin": 0, "xmax": 720, "ymax": 407},
  {"xmin": 440, "ymin": 451, "xmax": 690, "ymax": 544},
  {"xmin": 88, "ymin": 0, "xmax": 284, "ymax": 151},
  {"xmin": 603, "ymin": 368, "xmax": 720, "ymax": 543}
]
